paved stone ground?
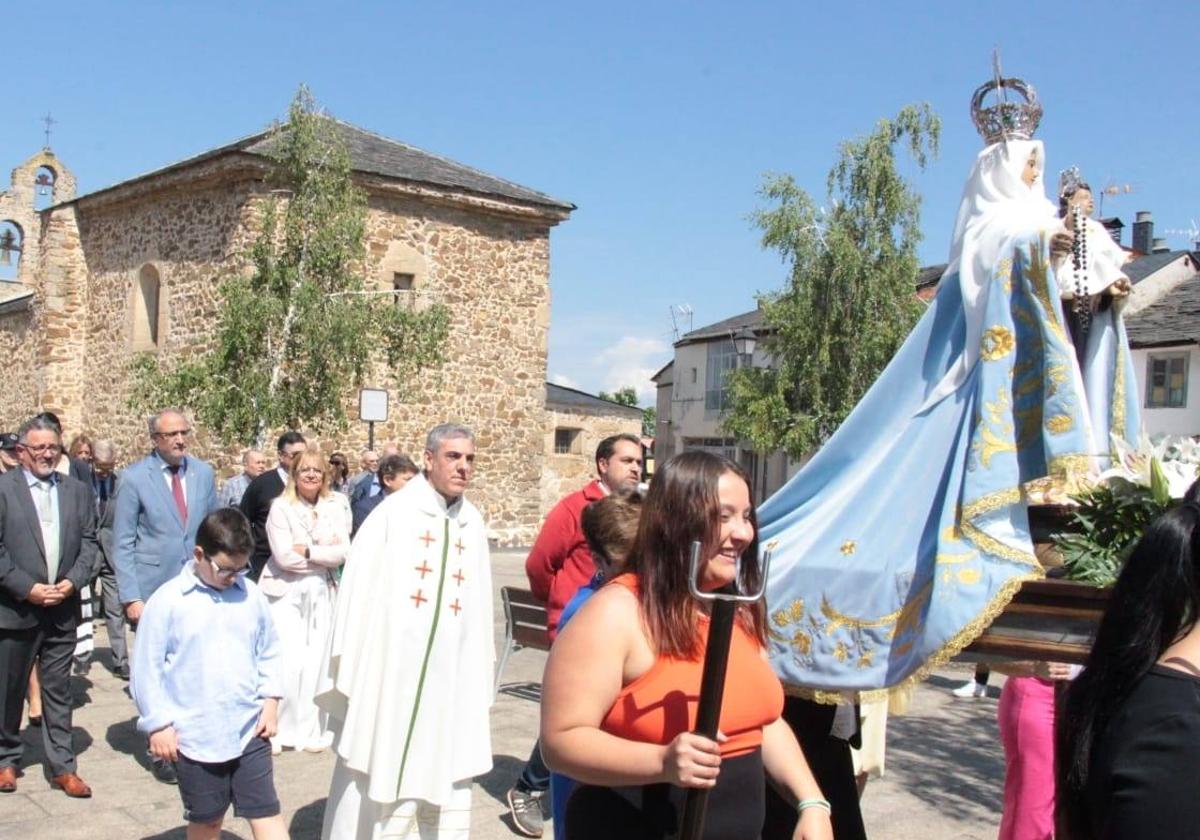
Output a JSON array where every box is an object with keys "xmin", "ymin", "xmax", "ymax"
[{"xmin": 2, "ymin": 550, "xmax": 1007, "ymax": 839}]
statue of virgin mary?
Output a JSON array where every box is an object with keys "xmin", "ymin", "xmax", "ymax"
[{"xmin": 759, "ymin": 76, "xmax": 1141, "ymax": 700}]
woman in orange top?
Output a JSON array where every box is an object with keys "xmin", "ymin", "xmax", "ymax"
[{"xmin": 541, "ymin": 451, "xmax": 833, "ymax": 840}]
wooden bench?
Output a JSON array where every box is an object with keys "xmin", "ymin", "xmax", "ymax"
[{"xmin": 495, "ymin": 586, "xmax": 550, "ymax": 696}]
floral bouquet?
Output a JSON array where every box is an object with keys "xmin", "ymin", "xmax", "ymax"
[{"xmin": 1053, "ymin": 433, "xmax": 1200, "ymax": 586}]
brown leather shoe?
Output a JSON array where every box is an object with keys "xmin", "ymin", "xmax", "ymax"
[
  {"xmin": 0, "ymin": 766, "xmax": 16, "ymax": 792},
  {"xmin": 49, "ymin": 772, "xmax": 92, "ymax": 798}
]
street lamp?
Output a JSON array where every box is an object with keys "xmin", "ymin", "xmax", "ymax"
[{"xmin": 731, "ymin": 326, "xmax": 757, "ymax": 361}]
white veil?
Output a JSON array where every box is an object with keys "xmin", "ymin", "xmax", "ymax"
[{"xmin": 921, "ymin": 139, "xmax": 1058, "ymax": 410}]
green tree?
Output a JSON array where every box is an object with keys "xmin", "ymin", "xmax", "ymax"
[
  {"xmin": 130, "ymin": 87, "xmax": 449, "ymax": 446},
  {"xmin": 599, "ymin": 386, "xmax": 655, "ymax": 437},
  {"xmin": 641, "ymin": 406, "xmax": 657, "ymax": 438},
  {"xmin": 598, "ymin": 387, "xmax": 638, "ymax": 407},
  {"xmin": 723, "ymin": 104, "xmax": 940, "ymax": 458}
]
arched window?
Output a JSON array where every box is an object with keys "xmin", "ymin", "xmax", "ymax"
[
  {"xmin": 33, "ymin": 166, "xmax": 56, "ymax": 212},
  {"xmin": 133, "ymin": 264, "xmax": 161, "ymax": 348},
  {"xmin": 0, "ymin": 221, "xmax": 23, "ymax": 282}
]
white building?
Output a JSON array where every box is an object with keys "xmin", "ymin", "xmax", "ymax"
[{"xmin": 1125, "ymin": 252, "xmax": 1200, "ymax": 437}]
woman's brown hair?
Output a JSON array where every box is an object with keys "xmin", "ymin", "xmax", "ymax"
[
  {"xmin": 625, "ymin": 450, "xmax": 764, "ymax": 658},
  {"xmin": 68, "ymin": 433, "xmax": 94, "ymax": 461}
]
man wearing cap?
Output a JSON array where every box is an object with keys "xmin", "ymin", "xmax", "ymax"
[{"xmin": 0, "ymin": 434, "xmax": 18, "ymax": 474}]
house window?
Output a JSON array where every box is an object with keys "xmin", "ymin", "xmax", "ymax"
[
  {"xmin": 705, "ymin": 340, "xmax": 737, "ymax": 413},
  {"xmin": 392, "ymin": 272, "xmax": 414, "ymax": 305},
  {"xmin": 554, "ymin": 427, "xmax": 582, "ymax": 455},
  {"xmin": 683, "ymin": 437, "xmax": 739, "ymax": 461},
  {"xmin": 133, "ymin": 264, "xmax": 162, "ymax": 348},
  {"xmin": 691, "ymin": 368, "xmax": 697, "ymax": 384},
  {"xmin": 1146, "ymin": 353, "xmax": 1188, "ymax": 408}
]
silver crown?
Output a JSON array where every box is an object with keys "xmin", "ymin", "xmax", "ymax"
[
  {"xmin": 970, "ymin": 76, "xmax": 1043, "ymax": 144},
  {"xmin": 1058, "ymin": 166, "xmax": 1084, "ymax": 199}
]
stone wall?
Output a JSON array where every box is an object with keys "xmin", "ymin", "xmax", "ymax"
[
  {"xmin": 0, "ymin": 309, "xmax": 40, "ymax": 433},
  {"xmin": 540, "ymin": 404, "xmax": 643, "ymax": 515},
  {"xmin": 0, "ymin": 159, "xmax": 561, "ymax": 544}
]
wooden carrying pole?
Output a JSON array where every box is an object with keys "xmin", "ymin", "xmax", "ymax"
[{"xmin": 676, "ymin": 541, "xmax": 772, "ymax": 840}]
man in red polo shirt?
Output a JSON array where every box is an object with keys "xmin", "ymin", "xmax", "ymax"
[{"xmin": 506, "ymin": 433, "xmax": 642, "ymax": 836}]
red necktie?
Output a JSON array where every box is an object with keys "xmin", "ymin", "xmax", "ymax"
[{"xmin": 169, "ymin": 465, "xmax": 188, "ymax": 524}]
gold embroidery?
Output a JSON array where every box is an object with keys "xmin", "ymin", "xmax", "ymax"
[
  {"xmin": 973, "ymin": 387, "xmax": 1017, "ymax": 469},
  {"xmin": 980, "ymin": 325, "xmax": 1016, "ymax": 361},
  {"xmin": 1024, "ymin": 238, "xmax": 1069, "ymax": 344},
  {"xmin": 840, "ymin": 540, "xmax": 857, "ymax": 556},
  {"xmin": 820, "ymin": 595, "xmax": 905, "ymax": 634},
  {"xmin": 833, "ymin": 641, "xmax": 850, "ymax": 663},
  {"xmin": 784, "ymin": 569, "xmax": 1042, "ymax": 706},
  {"xmin": 1112, "ymin": 340, "xmax": 1127, "ymax": 443},
  {"xmin": 1045, "ymin": 362, "xmax": 1069, "ymax": 398},
  {"xmin": 995, "ymin": 257, "xmax": 1014, "ymax": 293},
  {"xmin": 1045, "ymin": 414, "xmax": 1074, "ymax": 434}
]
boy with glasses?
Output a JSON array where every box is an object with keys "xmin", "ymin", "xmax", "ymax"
[{"xmin": 131, "ymin": 508, "xmax": 286, "ymax": 840}]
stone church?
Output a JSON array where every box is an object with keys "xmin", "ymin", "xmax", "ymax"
[{"xmin": 0, "ymin": 124, "xmax": 638, "ymax": 543}]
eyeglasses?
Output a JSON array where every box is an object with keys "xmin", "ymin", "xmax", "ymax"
[
  {"xmin": 153, "ymin": 429, "xmax": 191, "ymax": 439},
  {"xmin": 19, "ymin": 444, "xmax": 62, "ymax": 456},
  {"xmin": 206, "ymin": 555, "xmax": 248, "ymax": 580}
]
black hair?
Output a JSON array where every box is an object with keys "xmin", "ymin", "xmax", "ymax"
[
  {"xmin": 275, "ymin": 431, "xmax": 306, "ymax": 453},
  {"xmin": 1058, "ymin": 482, "xmax": 1200, "ymax": 837},
  {"xmin": 1058, "ymin": 181, "xmax": 1093, "ymax": 218},
  {"xmin": 195, "ymin": 508, "xmax": 255, "ymax": 559},
  {"xmin": 595, "ymin": 433, "xmax": 642, "ymax": 470},
  {"xmin": 378, "ymin": 454, "xmax": 419, "ymax": 482}
]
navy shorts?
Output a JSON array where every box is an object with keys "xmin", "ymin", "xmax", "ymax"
[{"xmin": 176, "ymin": 736, "xmax": 281, "ymax": 824}]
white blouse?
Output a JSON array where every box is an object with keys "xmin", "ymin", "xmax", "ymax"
[{"xmin": 262, "ymin": 492, "xmax": 352, "ymax": 592}]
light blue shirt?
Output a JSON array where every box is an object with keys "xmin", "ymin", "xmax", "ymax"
[
  {"xmin": 131, "ymin": 563, "xmax": 282, "ymax": 763},
  {"xmin": 218, "ymin": 473, "xmax": 251, "ymax": 508},
  {"xmin": 23, "ymin": 469, "xmax": 61, "ymax": 570},
  {"xmin": 22, "ymin": 468, "xmax": 60, "ymax": 518}
]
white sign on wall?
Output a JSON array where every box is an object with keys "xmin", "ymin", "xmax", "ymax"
[{"xmin": 359, "ymin": 388, "xmax": 389, "ymax": 423}]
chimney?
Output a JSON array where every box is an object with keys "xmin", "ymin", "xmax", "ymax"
[
  {"xmin": 1152, "ymin": 237, "xmax": 1170, "ymax": 254},
  {"xmin": 1132, "ymin": 211, "xmax": 1154, "ymax": 254},
  {"xmin": 1101, "ymin": 217, "xmax": 1124, "ymax": 245}
]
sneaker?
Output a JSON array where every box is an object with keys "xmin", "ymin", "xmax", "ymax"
[
  {"xmin": 951, "ymin": 680, "xmax": 987, "ymax": 699},
  {"xmin": 507, "ymin": 786, "xmax": 545, "ymax": 838}
]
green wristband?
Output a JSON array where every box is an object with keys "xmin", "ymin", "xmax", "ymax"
[{"xmin": 797, "ymin": 797, "xmax": 832, "ymax": 813}]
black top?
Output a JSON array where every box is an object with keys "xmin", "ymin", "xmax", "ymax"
[
  {"xmin": 239, "ymin": 470, "xmax": 284, "ymax": 580},
  {"xmin": 1088, "ymin": 664, "xmax": 1200, "ymax": 838}
]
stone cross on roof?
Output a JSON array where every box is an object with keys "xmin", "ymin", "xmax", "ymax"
[{"xmin": 41, "ymin": 113, "xmax": 56, "ymax": 150}]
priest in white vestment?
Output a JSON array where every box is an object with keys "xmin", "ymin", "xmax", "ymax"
[{"xmin": 317, "ymin": 424, "xmax": 494, "ymax": 839}]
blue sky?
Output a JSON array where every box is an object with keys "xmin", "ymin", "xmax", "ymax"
[{"xmin": 3, "ymin": 2, "xmax": 1197, "ymax": 405}]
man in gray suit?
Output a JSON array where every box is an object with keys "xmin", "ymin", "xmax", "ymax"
[
  {"xmin": 112, "ymin": 408, "xmax": 218, "ymax": 784},
  {"xmin": 90, "ymin": 440, "xmax": 128, "ymax": 680},
  {"xmin": 0, "ymin": 414, "xmax": 99, "ymax": 797}
]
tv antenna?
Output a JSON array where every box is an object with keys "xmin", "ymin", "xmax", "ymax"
[
  {"xmin": 1096, "ymin": 178, "xmax": 1134, "ymax": 218},
  {"xmin": 1165, "ymin": 219, "xmax": 1200, "ymax": 252},
  {"xmin": 669, "ymin": 304, "xmax": 693, "ymax": 342}
]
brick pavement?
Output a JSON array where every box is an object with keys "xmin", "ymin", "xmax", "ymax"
[{"xmin": 1, "ymin": 550, "xmax": 1006, "ymax": 839}]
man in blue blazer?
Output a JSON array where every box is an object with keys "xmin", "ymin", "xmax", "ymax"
[{"xmin": 112, "ymin": 409, "xmax": 217, "ymax": 784}]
